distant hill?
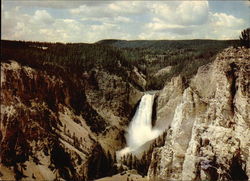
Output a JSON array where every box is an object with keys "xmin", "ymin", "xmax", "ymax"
[
  {"xmin": 95, "ymin": 39, "xmax": 239, "ymax": 50},
  {"xmin": 2, "ymin": 39, "xmax": 239, "ymax": 90}
]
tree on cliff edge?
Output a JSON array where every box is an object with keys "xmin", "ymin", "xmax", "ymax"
[{"xmin": 239, "ymin": 28, "xmax": 250, "ymax": 48}]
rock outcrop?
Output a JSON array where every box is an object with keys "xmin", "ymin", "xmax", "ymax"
[
  {"xmin": 153, "ymin": 66, "xmax": 172, "ymax": 79},
  {"xmin": 148, "ymin": 47, "xmax": 250, "ymax": 181},
  {"xmin": 153, "ymin": 75, "xmax": 185, "ymax": 130},
  {"xmin": 0, "ymin": 61, "xmax": 143, "ymax": 180}
]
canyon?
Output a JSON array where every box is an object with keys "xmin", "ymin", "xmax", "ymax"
[{"xmin": 0, "ymin": 41, "xmax": 249, "ymax": 181}]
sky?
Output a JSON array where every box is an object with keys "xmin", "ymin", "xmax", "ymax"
[{"xmin": 2, "ymin": 0, "xmax": 250, "ymax": 43}]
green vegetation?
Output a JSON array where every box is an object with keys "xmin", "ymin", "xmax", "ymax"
[
  {"xmin": 87, "ymin": 144, "xmax": 117, "ymax": 180},
  {"xmin": 50, "ymin": 143, "xmax": 76, "ymax": 180},
  {"xmin": 2, "ymin": 39, "xmax": 238, "ymax": 90},
  {"xmin": 98, "ymin": 39, "xmax": 238, "ymax": 89},
  {"xmin": 1, "ymin": 40, "xmax": 132, "ymax": 78}
]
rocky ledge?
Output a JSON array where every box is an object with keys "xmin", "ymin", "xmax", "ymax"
[{"xmin": 148, "ymin": 47, "xmax": 250, "ymax": 181}]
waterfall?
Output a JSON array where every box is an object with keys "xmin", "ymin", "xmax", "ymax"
[{"xmin": 118, "ymin": 93, "xmax": 161, "ymax": 156}]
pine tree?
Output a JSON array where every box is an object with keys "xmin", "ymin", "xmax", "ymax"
[
  {"xmin": 240, "ymin": 28, "xmax": 250, "ymax": 48},
  {"xmin": 63, "ymin": 124, "xmax": 66, "ymax": 133},
  {"xmin": 128, "ymin": 154, "xmax": 133, "ymax": 169}
]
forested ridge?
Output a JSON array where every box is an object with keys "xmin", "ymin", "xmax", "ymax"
[
  {"xmin": 1, "ymin": 40, "xmax": 132, "ymax": 78},
  {"xmin": 98, "ymin": 39, "xmax": 238, "ymax": 89},
  {"xmin": 1, "ymin": 39, "xmax": 238, "ymax": 90}
]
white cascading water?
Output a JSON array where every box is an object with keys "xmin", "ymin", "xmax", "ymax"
[{"xmin": 118, "ymin": 93, "xmax": 161, "ymax": 156}]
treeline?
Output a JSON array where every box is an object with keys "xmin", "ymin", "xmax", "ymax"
[
  {"xmin": 144, "ymin": 42, "xmax": 236, "ymax": 89},
  {"xmin": 2, "ymin": 39, "xmax": 239, "ymax": 91},
  {"xmin": 98, "ymin": 39, "xmax": 239, "ymax": 50},
  {"xmin": 1, "ymin": 40, "xmax": 133, "ymax": 80},
  {"xmin": 86, "ymin": 130, "xmax": 168, "ymax": 180},
  {"xmin": 101, "ymin": 39, "xmax": 238, "ymax": 89},
  {"xmin": 87, "ymin": 144, "xmax": 118, "ymax": 180}
]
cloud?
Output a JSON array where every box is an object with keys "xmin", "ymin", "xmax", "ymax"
[
  {"xmin": 3, "ymin": 0, "xmax": 110, "ymax": 9},
  {"xmin": 1, "ymin": 6, "xmax": 134, "ymax": 42},
  {"xmin": 70, "ymin": 5, "xmax": 114, "ymax": 18},
  {"xmin": 177, "ymin": 1, "xmax": 209, "ymax": 25},
  {"xmin": 141, "ymin": 1, "xmax": 246, "ymax": 40},
  {"xmin": 108, "ymin": 1, "xmax": 146, "ymax": 14},
  {"xmin": 1, "ymin": 1, "xmax": 249, "ymax": 42},
  {"xmin": 146, "ymin": 18, "xmax": 186, "ymax": 31},
  {"xmin": 2, "ymin": 7, "xmax": 82, "ymax": 42},
  {"xmin": 70, "ymin": 1, "xmax": 146, "ymax": 18},
  {"xmin": 114, "ymin": 16, "xmax": 132, "ymax": 23},
  {"xmin": 206, "ymin": 12, "xmax": 246, "ymax": 39},
  {"xmin": 32, "ymin": 10, "xmax": 54, "ymax": 25},
  {"xmin": 210, "ymin": 12, "xmax": 245, "ymax": 28},
  {"xmin": 244, "ymin": 0, "xmax": 250, "ymax": 7},
  {"xmin": 151, "ymin": 1, "xmax": 209, "ymax": 26}
]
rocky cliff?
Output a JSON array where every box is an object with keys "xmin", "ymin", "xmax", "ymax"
[
  {"xmin": 148, "ymin": 47, "xmax": 250, "ymax": 180},
  {"xmin": 0, "ymin": 60, "xmax": 143, "ymax": 180}
]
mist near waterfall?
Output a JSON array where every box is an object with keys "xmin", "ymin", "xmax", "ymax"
[{"xmin": 118, "ymin": 94, "xmax": 162, "ymax": 156}]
